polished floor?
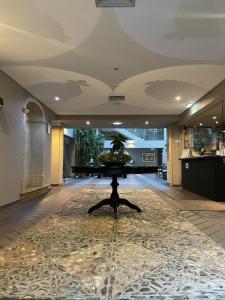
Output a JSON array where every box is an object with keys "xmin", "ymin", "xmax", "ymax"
[
  {"xmin": 2, "ymin": 186, "xmax": 225, "ymax": 299},
  {"xmin": 1, "ymin": 174, "xmax": 225, "ymax": 250}
]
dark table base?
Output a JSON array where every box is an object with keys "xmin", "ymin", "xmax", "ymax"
[{"xmin": 88, "ymin": 174, "xmax": 141, "ymax": 216}]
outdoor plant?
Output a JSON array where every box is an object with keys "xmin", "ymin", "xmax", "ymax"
[
  {"xmin": 98, "ymin": 134, "xmax": 131, "ymax": 166},
  {"xmin": 75, "ymin": 129, "xmax": 105, "ymax": 166}
]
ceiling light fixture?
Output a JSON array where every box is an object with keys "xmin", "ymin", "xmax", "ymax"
[
  {"xmin": 213, "ymin": 116, "xmax": 217, "ymax": 119},
  {"xmin": 145, "ymin": 121, "xmax": 149, "ymax": 125},
  {"xmin": 54, "ymin": 96, "xmax": 60, "ymax": 101},
  {"xmin": 86, "ymin": 121, "xmax": 90, "ymax": 125},
  {"xmin": 176, "ymin": 96, "xmax": 181, "ymax": 101},
  {"xmin": 186, "ymin": 103, "xmax": 193, "ymax": 109},
  {"xmin": 216, "ymin": 121, "xmax": 219, "ymax": 124},
  {"xmin": 96, "ymin": 0, "xmax": 135, "ymax": 7},
  {"xmin": 199, "ymin": 123, "xmax": 203, "ymax": 126},
  {"xmin": 113, "ymin": 121, "xmax": 122, "ymax": 126}
]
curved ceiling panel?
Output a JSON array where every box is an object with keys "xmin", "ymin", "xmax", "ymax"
[
  {"xmin": 3, "ymin": 66, "xmax": 111, "ymax": 114},
  {"xmin": 116, "ymin": 65, "xmax": 225, "ymax": 114},
  {"xmin": 0, "ymin": 2, "xmax": 225, "ymax": 117},
  {"xmin": 115, "ymin": 0, "xmax": 225, "ymax": 60},
  {"xmin": 0, "ymin": 0, "xmax": 101, "ymax": 61}
]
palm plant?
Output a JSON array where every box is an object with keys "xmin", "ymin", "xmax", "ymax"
[
  {"xmin": 98, "ymin": 134, "xmax": 131, "ymax": 166},
  {"xmin": 111, "ymin": 134, "xmax": 128, "ymax": 152}
]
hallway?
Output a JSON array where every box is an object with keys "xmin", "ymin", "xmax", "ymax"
[
  {"xmin": 1, "ymin": 174, "xmax": 225, "ymax": 250},
  {"xmin": 1, "ymin": 1, "xmax": 225, "ymax": 298}
]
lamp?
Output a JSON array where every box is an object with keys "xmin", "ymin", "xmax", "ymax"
[
  {"xmin": 22, "ymin": 107, "xmax": 30, "ymax": 114},
  {"xmin": 0, "ymin": 97, "xmax": 4, "ymax": 110}
]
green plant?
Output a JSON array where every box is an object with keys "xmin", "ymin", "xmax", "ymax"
[
  {"xmin": 111, "ymin": 134, "xmax": 128, "ymax": 152},
  {"xmin": 193, "ymin": 128, "xmax": 219, "ymax": 152},
  {"xmin": 98, "ymin": 133, "xmax": 131, "ymax": 166},
  {"xmin": 75, "ymin": 129, "xmax": 105, "ymax": 166},
  {"xmin": 98, "ymin": 151, "xmax": 131, "ymax": 166}
]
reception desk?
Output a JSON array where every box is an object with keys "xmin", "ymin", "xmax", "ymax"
[{"xmin": 181, "ymin": 156, "xmax": 225, "ymax": 201}]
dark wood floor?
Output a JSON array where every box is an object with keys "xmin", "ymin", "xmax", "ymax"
[{"xmin": 1, "ymin": 174, "xmax": 225, "ymax": 249}]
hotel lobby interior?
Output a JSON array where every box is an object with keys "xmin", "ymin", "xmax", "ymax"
[{"xmin": 1, "ymin": 0, "xmax": 225, "ymax": 299}]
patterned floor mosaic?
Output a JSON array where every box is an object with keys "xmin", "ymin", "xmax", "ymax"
[{"xmin": 1, "ymin": 189, "xmax": 225, "ymax": 299}]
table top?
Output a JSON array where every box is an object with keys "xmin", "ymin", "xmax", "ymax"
[{"xmin": 71, "ymin": 165, "xmax": 158, "ymax": 175}]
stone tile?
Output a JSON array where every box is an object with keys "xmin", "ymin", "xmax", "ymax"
[{"xmin": 1, "ymin": 189, "xmax": 225, "ymax": 299}]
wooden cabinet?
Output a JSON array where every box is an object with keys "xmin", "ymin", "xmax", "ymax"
[{"xmin": 181, "ymin": 156, "xmax": 225, "ymax": 201}]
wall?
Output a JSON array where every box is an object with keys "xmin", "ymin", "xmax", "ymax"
[
  {"xmin": 167, "ymin": 125, "xmax": 184, "ymax": 185},
  {"xmin": 127, "ymin": 148, "xmax": 160, "ymax": 167},
  {"xmin": 0, "ymin": 71, "xmax": 55, "ymax": 206}
]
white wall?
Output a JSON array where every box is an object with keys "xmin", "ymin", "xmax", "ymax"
[{"xmin": 0, "ymin": 71, "xmax": 55, "ymax": 206}]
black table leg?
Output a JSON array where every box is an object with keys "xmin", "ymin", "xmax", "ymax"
[
  {"xmin": 119, "ymin": 198, "xmax": 141, "ymax": 212},
  {"xmin": 88, "ymin": 174, "xmax": 141, "ymax": 215},
  {"xmin": 88, "ymin": 198, "xmax": 110, "ymax": 213}
]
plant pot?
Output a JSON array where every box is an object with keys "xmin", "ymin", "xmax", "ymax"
[{"xmin": 98, "ymin": 150, "xmax": 131, "ymax": 167}]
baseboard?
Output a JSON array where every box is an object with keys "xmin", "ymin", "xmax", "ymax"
[
  {"xmin": 20, "ymin": 185, "xmax": 51, "ymax": 201},
  {"xmin": 0, "ymin": 185, "xmax": 51, "ymax": 209}
]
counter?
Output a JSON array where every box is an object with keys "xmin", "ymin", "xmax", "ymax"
[{"xmin": 180, "ymin": 156, "xmax": 225, "ymax": 201}]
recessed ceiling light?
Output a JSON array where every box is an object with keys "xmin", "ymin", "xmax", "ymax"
[
  {"xmin": 54, "ymin": 96, "xmax": 60, "ymax": 101},
  {"xmin": 216, "ymin": 121, "xmax": 219, "ymax": 124},
  {"xmin": 113, "ymin": 121, "xmax": 122, "ymax": 126},
  {"xmin": 113, "ymin": 67, "xmax": 119, "ymax": 71},
  {"xmin": 86, "ymin": 121, "xmax": 90, "ymax": 125},
  {"xmin": 213, "ymin": 116, "xmax": 217, "ymax": 119},
  {"xmin": 199, "ymin": 123, "xmax": 203, "ymax": 126},
  {"xmin": 145, "ymin": 121, "xmax": 149, "ymax": 125},
  {"xmin": 186, "ymin": 103, "xmax": 193, "ymax": 108},
  {"xmin": 175, "ymin": 96, "xmax": 181, "ymax": 101}
]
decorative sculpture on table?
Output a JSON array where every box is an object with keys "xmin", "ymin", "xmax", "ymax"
[{"xmin": 98, "ymin": 134, "xmax": 131, "ymax": 166}]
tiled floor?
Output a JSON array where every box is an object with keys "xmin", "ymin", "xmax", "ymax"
[
  {"xmin": 0, "ymin": 177, "xmax": 96, "ymax": 248},
  {"xmin": 2, "ymin": 187, "xmax": 225, "ymax": 299},
  {"xmin": 1, "ymin": 174, "xmax": 225, "ymax": 250}
]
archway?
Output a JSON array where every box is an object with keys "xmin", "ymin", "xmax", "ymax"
[{"xmin": 24, "ymin": 101, "xmax": 45, "ymax": 192}]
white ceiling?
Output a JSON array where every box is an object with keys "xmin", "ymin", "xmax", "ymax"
[{"xmin": 0, "ymin": 0, "xmax": 225, "ymax": 115}]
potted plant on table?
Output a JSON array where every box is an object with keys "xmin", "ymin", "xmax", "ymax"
[{"xmin": 98, "ymin": 134, "xmax": 131, "ymax": 166}]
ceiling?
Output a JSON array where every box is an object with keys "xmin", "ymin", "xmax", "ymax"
[
  {"xmin": 184, "ymin": 100, "xmax": 225, "ymax": 128},
  {"xmin": 0, "ymin": 0, "xmax": 225, "ymax": 116},
  {"xmin": 56, "ymin": 115, "xmax": 179, "ymax": 128}
]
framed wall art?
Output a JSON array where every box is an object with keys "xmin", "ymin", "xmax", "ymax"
[{"xmin": 142, "ymin": 152, "xmax": 156, "ymax": 162}]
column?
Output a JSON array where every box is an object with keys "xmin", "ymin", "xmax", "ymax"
[
  {"xmin": 51, "ymin": 127, "xmax": 64, "ymax": 185},
  {"xmin": 167, "ymin": 125, "xmax": 184, "ymax": 186}
]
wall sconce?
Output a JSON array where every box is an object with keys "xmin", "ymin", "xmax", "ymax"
[
  {"xmin": 0, "ymin": 97, "xmax": 4, "ymax": 110},
  {"xmin": 22, "ymin": 107, "xmax": 30, "ymax": 114},
  {"xmin": 47, "ymin": 123, "xmax": 52, "ymax": 135}
]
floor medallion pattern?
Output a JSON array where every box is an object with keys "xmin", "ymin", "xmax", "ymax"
[{"xmin": 1, "ymin": 189, "xmax": 225, "ymax": 299}]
